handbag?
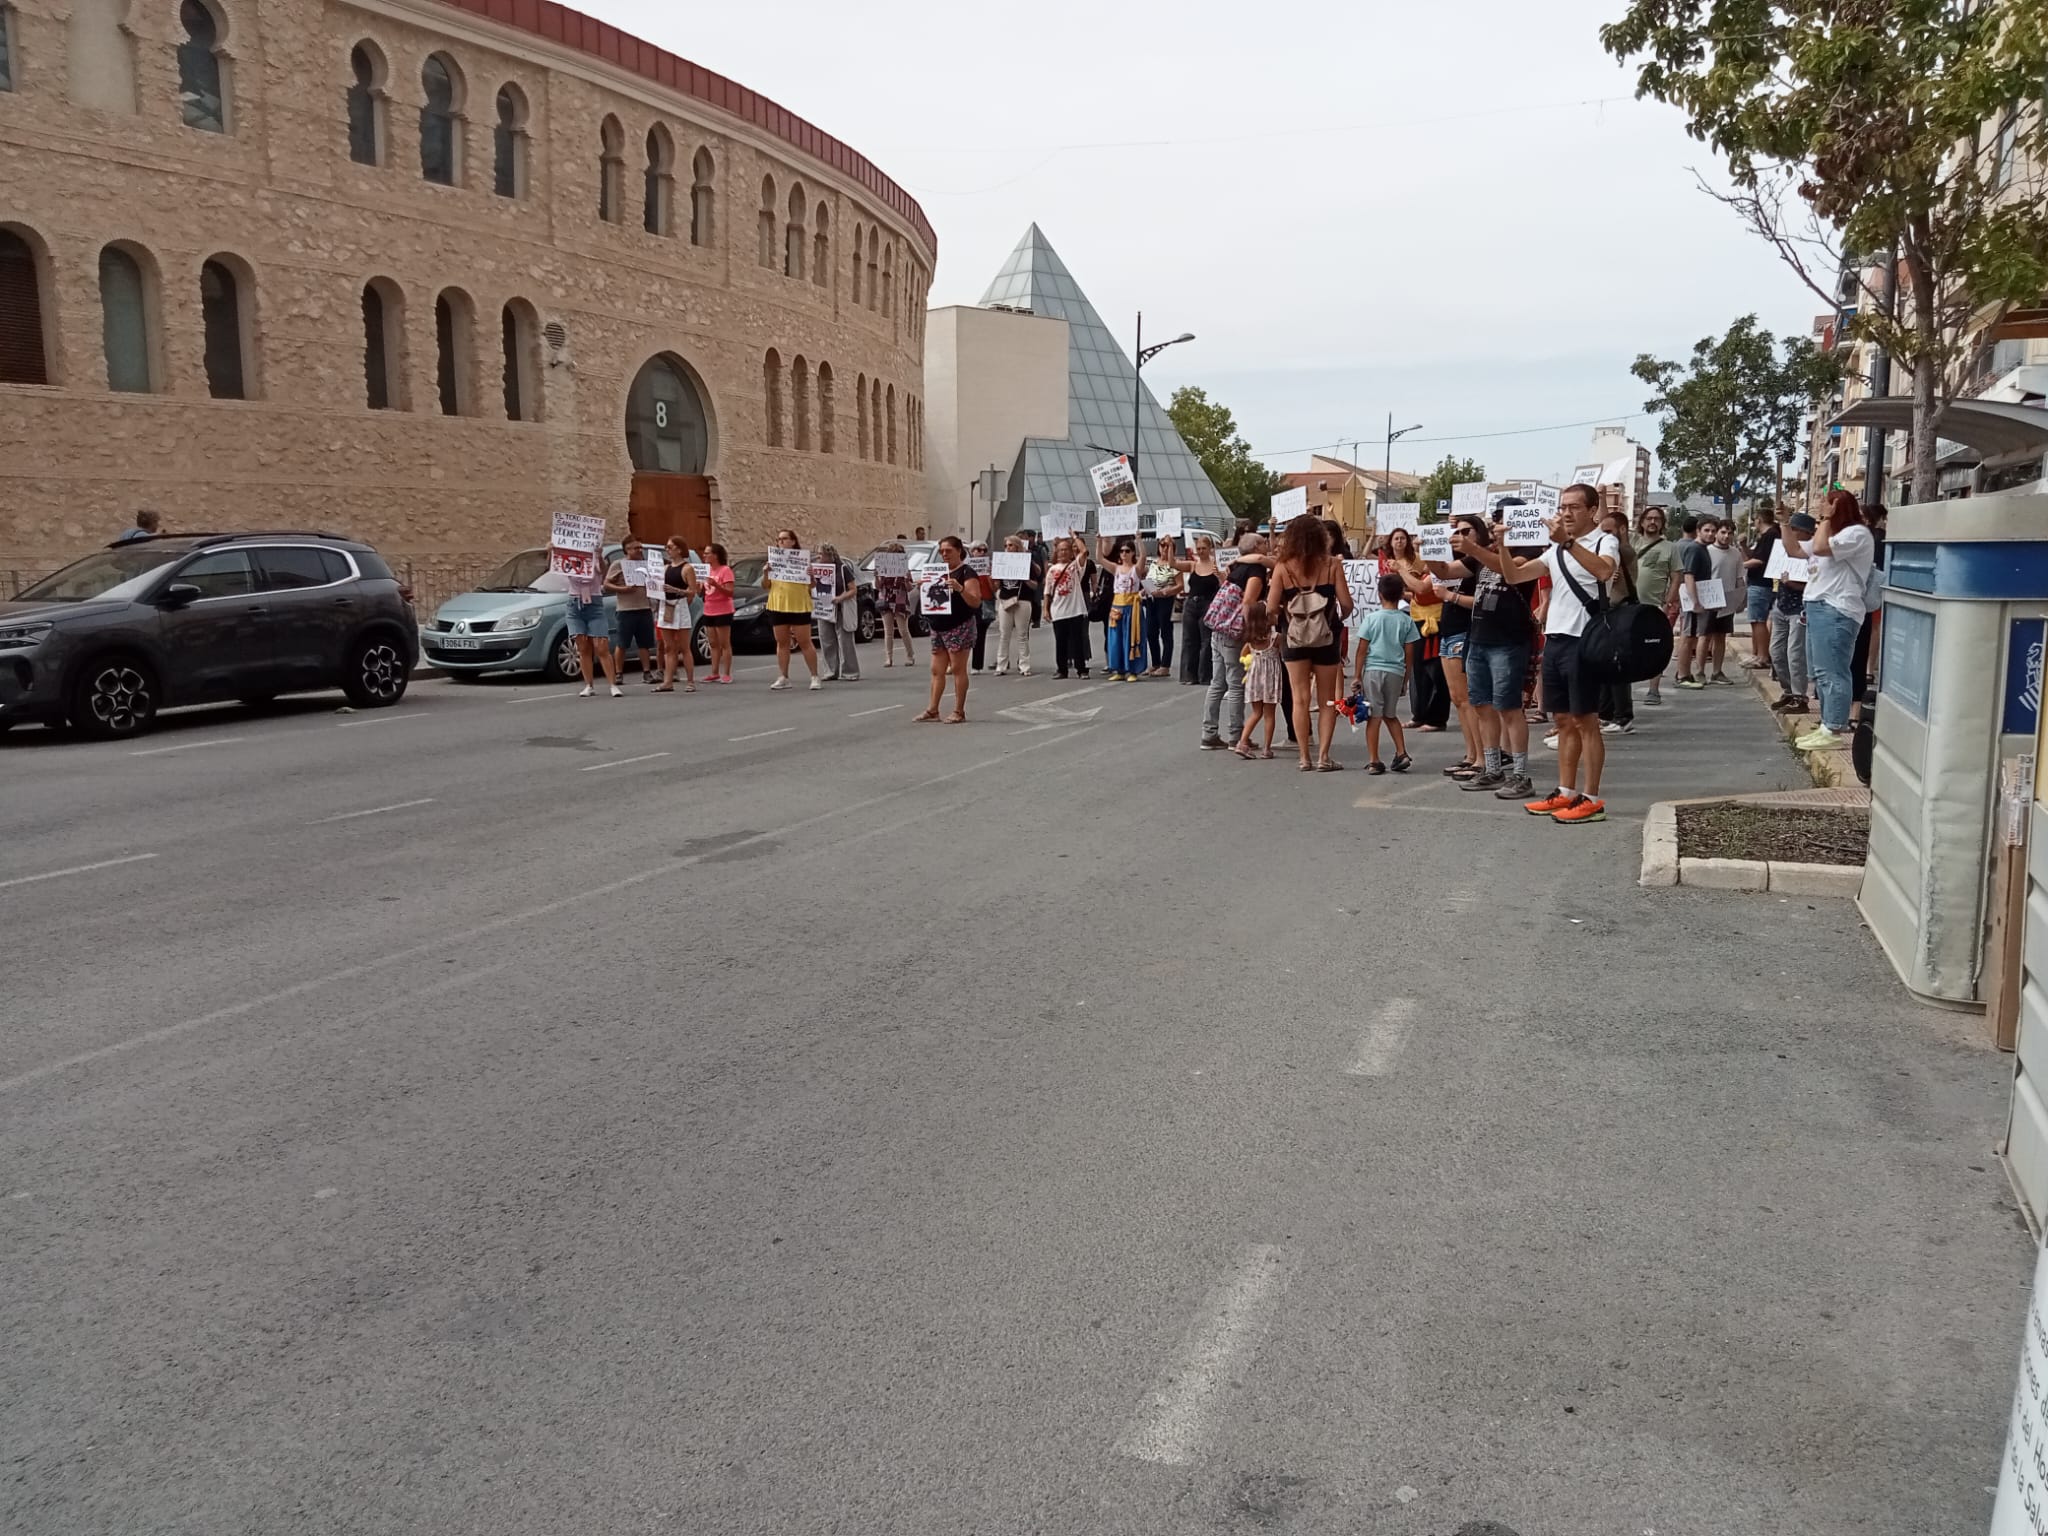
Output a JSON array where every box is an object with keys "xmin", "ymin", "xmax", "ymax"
[{"xmin": 1551, "ymin": 536, "xmax": 1673, "ymax": 685}]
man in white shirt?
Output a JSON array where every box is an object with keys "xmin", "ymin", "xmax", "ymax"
[{"xmin": 1464, "ymin": 483, "xmax": 1618, "ymax": 823}]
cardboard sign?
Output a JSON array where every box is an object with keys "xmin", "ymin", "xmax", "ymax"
[
  {"xmin": 992, "ymin": 551, "xmax": 1031, "ymax": 581},
  {"xmin": 1376, "ymin": 504, "xmax": 1421, "ymax": 541},
  {"xmin": 1571, "ymin": 464, "xmax": 1605, "ymax": 488},
  {"xmin": 1042, "ymin": 503, "xmax": 1091, "ymax": 539},
  {"xmin": 767, "ymin": 547, "xmax": 810, "ymax": 584},
  {"xmin": 810, "ymin": 560, "xmax": 838, "ymax": 621},
  {"xmin": 919, "ymin": 569, "xmax": 954, "ymax": 618},
  {"xmin": 1100, "ymin": 506, "xmax": 1140, "ymax": 538},
  {"xmin": 1695, "ymin": 577, "xmax": 1726, "ymax": 610},
  {"xmin": 1450, "ymin": 482, "xmax": 1488, "ymax": 517},
  {"xmin": 1215, "ymin": 548, "xmax": 1239, "ymax": 573},
  {"xmin": 1269, "ymin": 486, "xmax": 1309, "ymax": 526},
  {"xmin": 1154, "ymin": 507, "xmax": 1183, "ymax": 541},
  {"xmin": 1089, "ymin": 455, "xmax": 1141, "ymax": 509},
  {"xmin": 1763, "ymin": 543, "xmax": 1813, "ymax": 583},
  {"xmin": 690, "ymin": 560, "xmax": 711, "ymax": 581},
  {"xmin": 1417, "ymin": 523, "xmax": 1453, "ymax": 561},
  {"xmin": 1343, "ymin": 560, "xmax": 1378, "ymax": 600},
  {"xmin": 548, "ymin": 512, "xmax": 605, "ymax": 578},
  {"xmin": 1534, "ymin": 484, "xmax": 1562, "ymax": 513},
  {"xmin": 873, "ymin": 551, "xmax": 909, "ymax": 579},
  {"xmin": 1504, "ymin": 505, "xmax": 1549, "ymax": 546},
  {"xmin": 643, "ymin": 561, "xmax": 667, "ymax": 602}
]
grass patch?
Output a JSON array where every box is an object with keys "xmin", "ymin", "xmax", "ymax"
[{"xmin": 1676, "ymin": 802, "xmax": 1868, "ymax": 865}]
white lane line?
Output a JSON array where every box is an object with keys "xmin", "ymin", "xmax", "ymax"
[
  {"xmin": 848, "ymin": 704, "xmax": 903, "ymax": 718},
  {"xmin": 729, "ymin": 727, "xmax": 795, "ymax": 742},
  {"xmin": 506, "ymin": 692, "xmax": 575, "ymax": 705},
  {"xmin": 1346, "ymin": 996, "xmax": 1417, "ymax": 1077},
  {"xmin": 129, "ymin": 736, "xmax": 245, "ymax": 757},
  {"xmin": 579, "ymin": 751, "xmax": 670, "ymax": 772},
  {"xmin": 1113, "ymin": 1245, "xmax": 1295, "ymax": 1466},
  {"xmin": 1134, "ymin": 695, "xmax": 1181, "ymax": 714},
  {"xmin": 309, "ymin": 798, "xmax": 437, "ymax": 825},
  {"xmin": 0, "ymin": 724, "xmax": 1098, "ymax": 1095},
  {"xmin": 336, "ymin": 711, "xmax": 425, "ymax": 728},
  {"xmin": 0, "ymin": 853, "xmax": 158, "ymax": 892}
]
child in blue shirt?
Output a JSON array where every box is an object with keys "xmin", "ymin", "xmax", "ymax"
[{"xmin": 1351, "ymin": 572, "xmax": 1420, "ymax": 773}]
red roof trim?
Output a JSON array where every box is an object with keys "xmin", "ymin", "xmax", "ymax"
[{"xmin": 432, "ymin": 0, "xmax": 935, "ymax": 256}]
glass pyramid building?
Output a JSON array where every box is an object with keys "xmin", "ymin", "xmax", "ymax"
[{"xmin": 978, "ymin": 225, "xmax": 1235, "ymax": 537}]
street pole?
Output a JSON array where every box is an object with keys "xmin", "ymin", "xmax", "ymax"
[
  {"xmin": 1384, "ymin": 411, "xmax": 1393, "ymax": 504},
  {"xmin": 1131, "ymin": 310, "xmax": 1144, "ymax": 483}
]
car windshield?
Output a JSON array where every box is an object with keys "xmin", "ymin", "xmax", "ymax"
[
  {"xmin": 858, "ymin": 543, "xmax": 938, "ymax": 573},
  {"xmin": 730, "ymin": 556, "xmax": 766, "ymax": 587},
  {"xmin": 17, "ymin": 545, "xmax": 191, "ymax": 603},
  {"xmin": 474, "ymin": 550, "xmax": 553, "ymax": 592}
]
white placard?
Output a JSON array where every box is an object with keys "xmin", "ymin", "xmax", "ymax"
[
  {"xmin": 1504, "ymin": 505, "xmax": 1549, "ymax": 546},
  {"xmin": 1042, "ymin": 503, "xmax": 1091, "ymax": 539},
  {"xmin": 1376, "ymin": 504, "xmax": 1421, "ymax": 540},
  {"xmin": 873, "ymin": 551, "xmax": 909, "ymax": 579},
  {"xmin": 1417, "ymin": 523, "xmax": 1453, "ymax": 562},
  {"xmin": 622, "ymin": 557, "xmax": 649, "ymax": 587},
  {"xmin": 1534, "ymin": 484, "xmax": 1562, "ymax": 513},
  {"xmin": 643, "ymin": 560, "xmax": 667, "ymax": 601},
  {"xmin": 1763, "ymin": 543, "xmax": 1813, "ymax": 583},
  {"xmin": 1450, "ymin": 482, "xmax": 1488, "ymax": 517},
  {"xmin": 1153, "ymin": 507, "xmax": 1183, "ymax": 540},
  {"xmin": 1089, "ymin": 455, "xmax": 1141, "ymax": 509},
  {"xmin": 1343, "ymin": 560, "xmax": 1378, "ymax": 601},
  {"xmin": 1099, "ymin": 506, "xmax": 1140, "ymax": 538},
  {"xmin": 767, "ymin": 547, "xmax": 810, "ymax": 584},
  {"xmin": 1991, "ymin": 1240, "xmax": 2048, "ymax": 1533},
  {"xmin": 1269, "ymin": 486, "xmax": 1309, "ymax": 526},
  {"xmin": 1517, "ymin": 480, "xmax": 1544, "ymax": 499},
  {"xmin": 549, "ymin": 512, "xmax": 605, "ymax": 578},
  {"xmin": 1695, "ymin": 577, "xmax": 1726, "ymax": 610},
  {"xmin": 919, "ymin": 569, "xmax": 954, "ymax": 618},
  {"xmin": 992, "ymin": 551, "xmax": 1031, "ymax": 581},
  {"xmin": 1214, "ymin": 548, "xmax": 1239, "ymax": 573},
  {"xmin": 810, "ymin": 560, "xmax": 838, "ymax": 621},
  {"xmin": 1572, "ymin": 463, "xmax": 1606, "ymax": 487}
]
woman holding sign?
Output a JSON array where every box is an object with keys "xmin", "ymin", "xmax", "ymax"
[
  {"xmin": 1100, "ymin": 537, "xmax": 1147, "ymax": 682},
  {"xmin": 875, "ymin": 542, "xmax": 918, "ymax": 668},
  {"xmin": 766, "ymin": 528, "xmax": 822, "ymax": 692},
  {"xmin": 1171, "ymin": 534, "xmax": 1220, "ymax": 686},
  {"xmin": 1045, "ymin": 536, "xmax": 1093, "ymax": 679},
  {"xmin": 914, "ymin": 535, "xmax": 984, "ymax": 723},
  {"xmin": 1142, "ymin": 539, "xmax": 1182, "ymax": 676},
  {"xmin": 655, "ymin": 537, "xmax": 699, "ymax": 692},
  {"xmin": 700, "ymin": 543, "xmax": 736, "ymax": 683},
  {"xmin": 1384, "ymin": 527, "xmax": 1449, "ymax": 732}
]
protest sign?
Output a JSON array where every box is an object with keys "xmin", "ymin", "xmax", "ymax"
[
  {"xmin": 1376, "ymin": 503, "xmax": 1421, "ymax": 542},
  {"xmin": 873, "ymin": 550, "xmax": 909, "ymax": 579},
  {"xmin": 1214, "ymin": 548, "xmax": 1239, "ymax": 574},
  {"xmin": 1417, "ymin": 523, "xmax": 1453, "ymax": 561},
  {"xmin": 992, "ymin": 550, "xmax": 1031, "ymax": 581},
  {"xmin": 1534, "ymin": 484, "xmax": 1562, "ymax": 513},
  {"xmin": 548, "ymin": 512, "xmax": 605, "ymax": 578},
  {"xmin": 810, "ymin": 560, "xmax": 838, "ymax": 621},
  {"xmin": 690, "ymin": 560, "xmax": 711, "ymax": 582},
  {"xmin": 1089, "ymin": 455, "xmax": 1140, "ymax": 509},
  {"xmin": 919, "ymin": 569, "xmax": 954, "ymax": 617},
  {"xmin": 767, "ymin": 546, "xmax": 810, "ymax": 584},
  {"xmin": 1504, "ymin": 505, "xmax": 1549, "ymax": 546},
  {"xmin": 1269, "ymin": 486, "xmax": 1309, "ymax": 526},
  {"xmin": 1042, "ymin": 503, "xmax": 1090, "ymax": 539},
  {"xmin": 643, "ymin": 560, "xmax": 667, "ymax": 602},
  {"xmin": 1517, "ymin": 480, "xmax": 1544, "ymax": 499},
  {"xmin": 1100, "ymin": 505, "xmax": 1140, "ymax": 538},
  {"xmin": 1763, "ymin": 543, "xmax": 1812, "ymax": 583},
  {"xmin": 1343, "ymin": 560, "xmax": 1378, "ymax": 600},
  {"xmin": 1450, "ymin": 482, "xmax": 1488, "ymax": 517},
  {"xmin": 1153, "ymin": 507, "xmax": 1183, "ymax": 541},
  {"xmin": 1571, "ymin": 464, "xmax": 1605, "ymax": 487},
  {"xmin": 969, "ymin": 554, "xmax": 992, "ymax": 581},
  {"xmin": 1695, "ymin": 577, "xmax": 1726, "ymax": 611}
]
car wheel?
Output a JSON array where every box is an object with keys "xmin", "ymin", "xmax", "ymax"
[
  {"xmin": 692, "ymin": 624, "xmax": 713, "ymax": 666},
  {"xmin": 343, "ymin": 634, "xmax": 410, "ymax": 708},
  {"xmin": 550, "ymin": 630, "xmax": 583, "ymax": 682},
  {"xmin": 68, "ymin": 655, "xmax": 159, "ymax": 740},
  {"xmin": 858, "ymin": 603, "xmax": 879, "ymax": 644}
]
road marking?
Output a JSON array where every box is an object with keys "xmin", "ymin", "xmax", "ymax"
[
  {"xmin": 579, "ymin": 751, "xmax": 670, "ymax": 772},
  {"xmin": 309, "ymin": 798, "xmax": 436, "ymax": 825},
  {"xmin": 1347, "ymin": 996, "xmax": 1417, "ymax": 1077},
  {"xmin": 337, "ymin": 711, "xmax": 425, "ymax": 728},
  {"xmin": 848, "ymin": 705, "xmax": 902, "ymax": 718},
  {"xmin": 1134, "ymin": 695, "xmax": 1181, "ymax": 714},
  {"xmin": 1114, "ymin": 1245, "xmax": 1295, "ymax": 1466},
  {"xmin": 506, "ymin": 692, "xmax": 575, "ymax": 705},
  {"xmin": 0, "ymin": 853, "xmax": 158, "ymax": 892},
  {"xmin": 729, "ymin": 727, "xmax": 795, "ymax": 742},
  {"xmin": 129, "ymin": 736, "xmax": 245, "ymax": 757},
  {"xmin": 0, "ymin": 725, "xmax": 1098, "ymax": 1095}
]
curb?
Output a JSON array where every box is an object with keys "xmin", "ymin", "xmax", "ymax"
[
  {"xmin": 1640, "ymin": 796, "xmax": 1864, "ymax": 897},
  {"xmin": 1739, "ymin": 654, "xmax": 1854, "ymax": 787}
]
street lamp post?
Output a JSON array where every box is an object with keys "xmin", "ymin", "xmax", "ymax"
[
  {"xmin": 1129, "ymin": 311, "xmax": 1195, "ymax": 483},
  {"xmin": 1383, "ymin": 414, "xmax": 1423, "ymax": 509}
]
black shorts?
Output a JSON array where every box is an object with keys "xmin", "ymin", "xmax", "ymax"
[
  {"xmin": 1283, "ymin": 643, "xmax": 1342, "ymax": 667},
  {"xmin": 1541, "ymin": 632, "xmax": 1600, "ymax": 717},
  {"xmin": 701, "ymin": 613, "xmax": 732, "ymax": 629},
  {"xmin": 1679, "ymin": 611, "xmax": 1710, "ymax": 638},
  {"xmin": 614, "ymin": 608, "xmax": 656, "ymax": 652},
  {"xmin": 1707, "ymin": 613, "xmax": 1734, "ymax": 636},
  {"xmin": 769, "ymin": 610, "xmax": 811, "ymax": 630}
]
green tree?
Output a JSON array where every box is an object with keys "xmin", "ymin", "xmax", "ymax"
[
  {"xmin": 1166, "ymin": 386, "xmax": 1286, "ymax": 518},
  {"xmin": 1411, "ymin": 455, "xmax": 1489, "ymax": 522},
  {"xmin": 1631, "ymin": 315, "xmax": 1843, "ymax": 510},
  {"xmin": 1601, "ymin": 0, "xmax": 2048, "ymax": 503}
]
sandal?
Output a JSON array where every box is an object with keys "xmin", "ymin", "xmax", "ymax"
[
  {"xmin": 943, "ymin": 713, "xmax": 966, "ymax": 724},
  {"xmin": 1315, "ymin": 759, "xmax": 1344, "ymax": 772},
  {"xmin": 914, "ymin": 709, "xmax": 941, "ymax": 722},
  {"xmin": 655, "ymin": 684, "xmax": 675, "ymax": 693},
  {"xmin": 1298, "ymin": 760, "xmax": 1316, "ymax": 772},
  {"xmin": 1259, "ymin": 747, "xmax": 1275, "ymax": 760},
  {"xmin": 1442, "ymin": 760, "xmax": 1476, "ymax": 776}
]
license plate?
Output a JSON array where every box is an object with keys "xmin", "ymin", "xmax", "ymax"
[{"xmin": 443, "ymin": 636, "xmax": 481, "ymax": 650}]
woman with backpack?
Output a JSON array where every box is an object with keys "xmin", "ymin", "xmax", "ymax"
[{"xmin": 1267, "ymin": 515, "xmax": 1354, "ymax": 771}]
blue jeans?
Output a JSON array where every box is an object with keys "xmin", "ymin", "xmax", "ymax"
[
  {"xmin": 1805, "ymin": 599, "xmax": 1858, "ymax": 731},
  {"xmin": 1143, "ymin": 596, "xmax": 1176, "ymax": 670},
  {"xmin": 1107, "ymin": 601, "xmax": 1142, "ymax": 676}
]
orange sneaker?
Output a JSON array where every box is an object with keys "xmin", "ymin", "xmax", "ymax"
[
  {"xmin": 1523, "ymin": 790, "xmax": 1576, "ymax": 816},
  {"xmin": 1552, "ymin": 796, "xmax": 1607, "ymax": 824}
]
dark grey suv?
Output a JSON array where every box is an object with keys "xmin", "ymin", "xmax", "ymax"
[{"xmin": 0, "ymin": 533, "xmax": 418, "ymax": 739}]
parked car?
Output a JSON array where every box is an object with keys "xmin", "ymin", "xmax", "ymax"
[
  {"xmin": 421, "ymin": 546, "xmax": 709, "ymax": 681},
  {"xmin": 0, "ymin": 532, "xmax": 417, "ymax": 739},
  {"xmin": 728, "ymin": 555, "xmax": 878, "ymax": 648},
  {"xmin": 855, "ymin": 541, "xmax": 941, "ymax": 636}
]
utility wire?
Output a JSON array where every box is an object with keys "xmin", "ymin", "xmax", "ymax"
[{"xmin": 1251, "ymin": 413, "xmax": 1647, "ymax": 462}]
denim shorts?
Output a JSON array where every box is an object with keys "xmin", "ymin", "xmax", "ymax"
[
  {"xmin": 1441, "ymin": 632, "xmax": 1467, "ymax": 661},
  {"xmin": 564, "ymin": 596, "xmax": 609, "ymax": 638},
  {"xmin": 1745, "ymin": 584, "xmax": 1773, "ymax": 623},
  {"xmin": 1464, "ymin": 641, "xmax": 1529, "ymax": 712}
]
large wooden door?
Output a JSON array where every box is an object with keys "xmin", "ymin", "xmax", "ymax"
[{"xmin": 629, "ymin": 473, "xmax": 713, "ymax": 552}]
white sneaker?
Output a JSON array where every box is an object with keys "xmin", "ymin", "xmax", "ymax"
[
  {"xmin": 1019, "ymin": 666, "xmax": 1033, "ymax": 677},
  {"xmin": 809, "ymin": 677, "xmax": 822, "ymax": 691},
  {"xmin": 1543, "ymin": 732, "xmax": 1560, "ymax": 749},
  {"xmin": 609, "ymin": 685, "xmax": 623, "ymax": 698},
  {"xmin": 578, "ymin": 685, "xmax": 594, "ymax": 697},
  {"xmin": 1600, "ymin": 721, "xmax": 1622, "ymax": 734},
  {"xmin": 769, "ymin": 677, "xmax": 789, "ymax": 691}
]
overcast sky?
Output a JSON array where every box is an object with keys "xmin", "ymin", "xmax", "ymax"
[{"xmin": 590, "ymin": 0, "xmax": 1823, "ymax": 487}]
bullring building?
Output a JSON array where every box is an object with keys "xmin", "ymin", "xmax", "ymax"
[{"xmin": 0, "ymin": 0, "xmax": 935, "ymax": 592}]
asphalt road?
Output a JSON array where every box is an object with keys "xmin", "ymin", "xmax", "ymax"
[{"xmin": 1, "ymin": 654, "xmax": 2033, "ymax": 1535}]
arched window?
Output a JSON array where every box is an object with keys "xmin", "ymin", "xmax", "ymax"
[
  {"xmin": 784, "ymin": 183, "xmax": 805, "ymax": 280},
  {"xmin": 886, "ymin": 383, "xmax": 897, "ymax": 465},
  {"xmin": 817, "ymin": 362, "xmax": 835, "ymax": 454},
  {"xmin": 199, "ymin": 257, "xmax": 250, "ymax": 399},
  {"xmin": 870, "ymin": 377, "xmax": 881, "ymax": 457},
  {"xmin": 757, "ymin": 174, "xmax": 776, "ymax": 268},
  {"xmin": 598, "ymin": 115, "xmax": 624, "ymax": 223},
  {"xmin": 0, "ymin": 228, "xmax": 51, "ymax": 385},
  {"xmin": 69, "ymin": 0, "xmax": 137, "ymax": 113},
  {"xmin": 360, "ymin": 278, "xmax": 406, "ymax": 410},
  {"xmin": 501, "ymin": 299, "xmax": 539, "ymax": 421},
  {"xmin": 791, "ymin": 354, "xmax": 810, "ymax": 450},
  {"xmin": 763, "ymin": 347, "xmax": 783, "ymax": 447},
  {"xmin": 419, "ymin": 52, "xmax": 462, "ymax": 185},
  {"xmin": 643, "ymin": 124, "xmax": 674, "ymax": 235},
  {"xmin": 99, "ymin": 245, "xmax": 156, "ymax": 393},
  {"xmin": 0, "ymin": 3, "xmax": 15, "ymax": 92},
  {"xmin": 850, "ymin": 222, "xmax": 863, "ymax": 305},
  {"xmin": 856, "ymin": 371, "xmax": 868, "ymax": 460},
  {"xmin": 493, "ymin": 84, "xmax": 527, "ymax": 197},
  {"xmin": 813, "ymin": 203, "xmax": 829, "ymax": 288},
  {"xmin": 689, "ymin": 148, "xmax": 715, "ymax": 247},
  {"xmin": 866, "ymin": 228, "xmax": 879, "ymax": 311},
  {"xmin": 347, "ymin": 43, "xmax": 387, "ymax": 166},
  {"xmin": 882, "ymin": 243, "xmax": 894, "ymax": 322},
  {"xmin": 434, "ymin": 288, "xmax": 473, "ymax": 415},
  {"xmin": 624, "ymin": 353, "xmax": 708, "ymax": 473},
  {"xmin": 177, "ymin": 0, "xmax": 227, "ymax": 132}
]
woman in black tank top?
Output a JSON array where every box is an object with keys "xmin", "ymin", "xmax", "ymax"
[{"xmin": 1267, "ymin": 516, "xmax": 1354, "ymax": 771}]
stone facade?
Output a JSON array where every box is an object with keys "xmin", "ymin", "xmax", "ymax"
[{"xmin": 0, "ymin": 0, "xmax": 934, "ymax": 590}]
